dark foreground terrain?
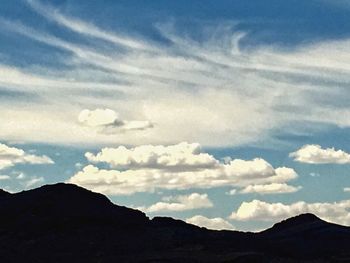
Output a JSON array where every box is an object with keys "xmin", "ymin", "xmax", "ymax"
[{"xmin": 0, "ymin": 184, "xmax": 350, "ymax": 262}]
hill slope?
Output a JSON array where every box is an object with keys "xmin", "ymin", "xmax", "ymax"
[{"xmin": 1, "ymin": 183, "xmax": 350, "ymax": 262}]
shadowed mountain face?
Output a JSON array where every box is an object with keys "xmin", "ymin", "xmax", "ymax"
[
  {"xmin": 0, "ymin": 189, "xmax": 11, "ymax": 197},
  {"xmin": 1, "ymin": 184, "xmax": 350, "ymax": 262}
]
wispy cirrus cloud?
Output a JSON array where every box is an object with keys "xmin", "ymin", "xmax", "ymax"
[
  {"xmin": 26, "ymin": 0, "xmax": 153, "ymax": 51},
  {"xmin": 0, "ymin": 0, "xmax": 350, "ymax": 147}
]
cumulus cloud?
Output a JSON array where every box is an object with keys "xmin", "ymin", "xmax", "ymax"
[
  {"xmin": 344, "ymin": 188, "xmax": 350, "ymax": 192},
  {"xmin": 229, "ymin": 199, "xmax": 350, "ymax": 226},
  {"xmin": 78, "ymin": 108, "xmax": 153, "ymax": 133},
  {"xmin": 0, "ymin": 143, "xmax": 54, "ymax": 170},
  {"xmin": 290, "ymin": 144, "xmax": 350, "ymax": 164},
  {"xmin": 68, "ymin": 142, "xmax": 299, "ymax": 195},
  {"xmin": 85, "ymin": 142, "xmax": 218, "ymax": 170},
  {"xmin": 141, "ymin": 193, "xmax": 213, "ymax": 213},
  {"xmin": 186, "ymin": 215, "xmax": 235, "ymax": 230}
]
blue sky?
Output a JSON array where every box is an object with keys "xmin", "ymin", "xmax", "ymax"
[{"xmin": 1, "ymin": 0, "xmax": 350, "ymax": 231}]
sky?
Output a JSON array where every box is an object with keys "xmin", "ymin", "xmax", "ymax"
[{"xmin": 1, "ymin": 0, "xmax": 350, "ymax": 231}]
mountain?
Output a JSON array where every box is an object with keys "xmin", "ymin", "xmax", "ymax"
[
  {"xmin": 258, "ymin": 213, "xmax": 350, "ymax": 260},
  {"xmin": 1, "ymin": 183, "xmax": 350, "ymax": 262},
  {"xmin": 0, "ymin": 188, "xmax": 11, "ymax": 198}
]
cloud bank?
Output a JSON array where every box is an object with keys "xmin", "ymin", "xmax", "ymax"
[
  {"xmin": 68, "ymin": 142, "xmax": 299, "ymax": 195},
  {"xmin": 85, "ymin": 142, "xmax": 218, "ymax": 170}
]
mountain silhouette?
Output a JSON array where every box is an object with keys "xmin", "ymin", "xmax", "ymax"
[
  {"xmin": 1, "ymin": 183, "xmax": 350, "ymax": 262},
  {"xmin": 0, "ymin": 188, "xmax": 11, "ymax": 198}
]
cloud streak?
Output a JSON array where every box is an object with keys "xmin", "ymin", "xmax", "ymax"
[
  {"xmin": 26, "ymin": 0, "xmax": 153, "ymax": 51},
  {"xmin": 239, "ymin": 183, "xmax": 301, "ymax": 195},
  {"xmin": 0, "ymin": 1, "xmax": 350, "ymax": 147}
]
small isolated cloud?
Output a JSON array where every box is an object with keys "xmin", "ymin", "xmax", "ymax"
[
  {"xmin": 186, "ymin": 215, "xmax": 235, "ymax": 230},
  {"xmin": 344, "ymin": 188, "xmax": 350, "ymax": 192},
  {"xmin": 0, "ymin": 143, "xmax": 54, "ymax": 170},
  {"xmin": 78, "ymin": 108, "xmax": 153, "ymax": 133},
  {"xmin": 290, "ymin": 144, "xmax": 350, "ymax": 164},
  {"xmin": 142, "ymin": 193, "xmax": 213, "ymax": 213},
  {"xmin": 16, "ymin": 172, "xmax": 26, "ymax": 179},
  {"xmin": 75, "ymin": 162, "xmax": 83, "ymax": 168},
  {"xmin": 309, "ymin": 172, "xmax": 320, "ymax": 177},
  {"xmin": 227, "ymin": 189, "xmax": 237, "ymax": 195},
  {"xmin": 69, "ymin": 142, "xmax": 299, "ymax": 195},
  {"xmin": 240, "ymin": 183, "xmax": 301, "ymax": 195},
  {"xmin": 229, "ymin": 199, "xmax": 350, "ymax": 226}
]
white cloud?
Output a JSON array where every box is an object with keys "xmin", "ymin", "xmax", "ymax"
[
  {"xmin": 85, "ymin": 142, "xmax": 218, "ymax": 170},
  {"xmin": 141, "ymin": 193, "xmax": 213, "ymax": 213},
  {"xmin": 227, "ymin": 189, "xmax": 237, "ymax": 195},
  {"xmin": 78, "ymin": 109, "xmax": 121, "ymax": 127},
  {"xmin": 16, "ymin": 172, "xmax": 26, "ymax": 179},
  {"xmin": 1, "ymin": 2, "xmax": 350, "ymax": 147},
  {"xmin": 240, "ymin": 183, "xmax": 301, "ymax": 194},
  {"xmin": 229, "ymin": 199, "xmax": 350, "ymax": 226},
  {"xmin": 78, "ymin": 108, "xmax": 153, "ymax": 133},
  {"xmin": 290, "ymin": 144, "xmax": 350, "ymax": 164},
  {"xmin": 26, "ymin": 0, "xmax": 152, "ymax": 51},
  {"xmin": 0, "ymin": 175, "xmax": 10, "ymax": 180},
  {"xmin": 186, "ymin": 215, "xmax": 235, "ymax": 230},
  {"xmin": 310, "ymin": 172, "xmax": 320, "ymax": 177},
  {"xmin": 0, "ymin": 143, "xmax": 54, "ymax": 170},
  {"xmin": 68, "ymin": 142, "xmax": 299, "ymax": 195},
  {"xmin": 344, "ymin": 188, "xmax": 350, "ymax": 192}
]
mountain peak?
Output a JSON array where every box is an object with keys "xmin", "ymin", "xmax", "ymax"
[
  {"xmin": 28, "ymin": 182, "xmax": 98, "ymax": 194},
  {"xmin": 1, "ymin": 183, "xmax": 148, "ymax": 228},
  {"xmin": 262, "ymin": 213, "xmax": 327, "ymax": 236},
  {"xmin": 277, "ymin": 213, "xmax": 322, "ymax": 225}
]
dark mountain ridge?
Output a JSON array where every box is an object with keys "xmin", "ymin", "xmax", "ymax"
[{"xmin": 1, "ymin": 183, "xmax": 350, "ymax": 262}]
